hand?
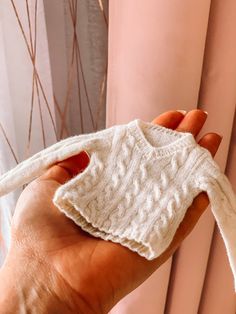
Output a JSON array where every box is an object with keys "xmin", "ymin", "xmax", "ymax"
[{"xmin": 0, "ymin": 109, "xmax": 222, "ymax": 313}]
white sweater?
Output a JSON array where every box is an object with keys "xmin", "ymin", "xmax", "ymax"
[{"xmin": 0, "ymin": 118, "xmax": 236, "ymax": 291}]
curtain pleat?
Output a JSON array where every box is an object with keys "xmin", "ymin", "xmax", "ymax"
[
  {"xmin": 0, "ymin": 0, "xmax": 57, "ymax": 156},
  {"xmin": 0, "ymin": 0, "xmax": 57, "ymax": 264},
  {"xmin": 43, "ymin": 0, "xmax": 108, "ymax": 136},
  {"xmin": 106, "ymin": 0, "xmax": 211, "ymax": 127},
  {"xmin": 110, "ymin": 262, "xmax": 171, "ymax": 314},
  {"xmin": 198, "ymin": 115, "xmax": 236, "ymax": 312},
  {"xmin": 198, "ymin": 0, "xmax": 236, "ymax": 310},
  {"xmin": 165, "ymin": 0, "xmax": 236, "ymax": 310},
  {"xmin": 0, "ymin": 0, "xmax": 107, "ymax": 265},
  {"xmin": 0, "ymin": 20, "xmax": 19, "ymax": 264},
  {"xmin": 107, "ymin": 0, "xmax": 236, "ymax": 313},
  {"xmin": 195, "ymin": 4, "xmax": 236, "ymax": 308},
  {"xmin": 107, "ymin": 1, "xmax": 214, "ymax": 313}
]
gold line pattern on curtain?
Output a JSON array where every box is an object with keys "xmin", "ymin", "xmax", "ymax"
[{"xmin": 0, "ymin": 0, "xmax": 108, "ymax": 265}]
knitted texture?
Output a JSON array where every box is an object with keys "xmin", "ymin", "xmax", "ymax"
[{"xmin": 0, "ymin": 118, "xmax": 236, "ymax": 290}]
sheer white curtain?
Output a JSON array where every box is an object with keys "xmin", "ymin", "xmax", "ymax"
[
  {"xmin": 0, "ymin": 22, "xmax": 18, "ymax": 261},
  {"xmin": 0, "ymin": 0, "xmax": 107, "ymax": 265}
]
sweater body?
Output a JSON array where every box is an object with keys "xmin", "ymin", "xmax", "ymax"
[{"xmin": 53, "ymin": 121, "xmax": 213, "ymax": 260}]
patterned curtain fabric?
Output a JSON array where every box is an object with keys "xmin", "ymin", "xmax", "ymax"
[
  {"xmin": 0, "ymin": 0, "xmax": 236, "ymax": 313},
  {"xmin": 0, "ymin": 0, "xmax": 108, "ymax": 263}
]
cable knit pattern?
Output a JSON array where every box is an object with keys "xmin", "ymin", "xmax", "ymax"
[{"xmin": 0, "ymin": 118, "xmax": 236, "ymax": 290}]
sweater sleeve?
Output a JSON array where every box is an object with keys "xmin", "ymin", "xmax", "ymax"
[
  {"xmin": 194, "ymin": 152, "xmax": 236, "ymax": 292},
  {"xmin": 0, "ymin": 127, "xmax": 114, "ymax": 197}
]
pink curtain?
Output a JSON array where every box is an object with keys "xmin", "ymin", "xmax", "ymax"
[{"xmin": 107, "ymin": 0, "xmax": 236, "ymax": 313}]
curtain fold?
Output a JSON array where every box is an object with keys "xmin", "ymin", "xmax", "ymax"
[
  {"xmin": 198, "ymin": 0, "xmax": 236, "ymax": 310},
  {"xmin": 202, "ymin": 114, "xmax": 236, "ymax": 312},
  {"xmin": 0, "ymin": 0, "xmax": 107, "ymax": 264},
  {"xmin": 166, "ymin": 0, "xmax": 236, "ymax": 311},
  {"xmin": 106, "ymin": 1, "xmax": 216, "ymax": 313},
  {"xmin": 0, "ymin": 20, "xmax": 19, "ymax": 264},
  {"xmin": 106, "ymin": 0, "xmax": 211, "ymax": 127},
  {"xmin": 43, "ymin": 0, "xmax": 108, "ymax": 136},
  {"xmin": 107, "ymin": 0, "xmax": 236, "ymax": 313}
]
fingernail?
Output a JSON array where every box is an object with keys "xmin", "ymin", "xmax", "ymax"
[
  {"xmin": 176, "ymin": 110, "xmax": 187, "ymax": 115},
  {"xmin": 203, "ymin": 110, "xmax": 208, "ymax": 115},
  {"xmin": 83, "ymin": 150, "xmax": 90, "ymax": 158}
]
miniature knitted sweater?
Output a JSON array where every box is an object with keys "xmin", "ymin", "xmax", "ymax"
[{"xmin": 0, "ymin": 119, "xmax": 236, "ymax": 290}]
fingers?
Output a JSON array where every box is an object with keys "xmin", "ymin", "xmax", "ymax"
[
  {"xmin": 198, "ymin": 133, "xmax": 223, "ymax": 157},
  {"xmin": 169, "ymin": 109, "xmax": 222, "ymax": 156},
  {"xmin": 151, "ymin": 110, "xmax": 186, "ymax": 129},
  {"xmin": 39, "ymin": 151, "xmax": 90, "ymax": 185},
  {"xmin": 151, "ymin": 109, "xmax": 222, "ymax": 157},
  {"xmin": 175, "ymin": 109, "xmax": 208, "ymax": 137},
  {"xmin": 151, "ymin": 109, "xmax": 208, "ymax": 137}
]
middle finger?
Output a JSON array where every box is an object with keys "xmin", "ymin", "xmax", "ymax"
[{"xmin": 175, "ymin": 109, "xmax": 208, "ymax": 137}]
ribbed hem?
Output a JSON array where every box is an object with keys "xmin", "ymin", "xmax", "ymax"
[{"xmin": 53, "ymin": 193, "xmax": 160, "ymax": 260}]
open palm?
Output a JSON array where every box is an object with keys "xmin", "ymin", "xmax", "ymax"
[{"xmin": 6, "ymin": 109, "xmax": 222, "ymax": 313}]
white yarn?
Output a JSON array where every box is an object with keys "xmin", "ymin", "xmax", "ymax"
[{"xmin": 0, "ymin": 118, "xmax": 236, "ymax": 291}]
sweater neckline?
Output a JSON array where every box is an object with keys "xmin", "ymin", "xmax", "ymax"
[{"xmin": 127, "ymin": 118, "xmax": 196, "ymax": 158}]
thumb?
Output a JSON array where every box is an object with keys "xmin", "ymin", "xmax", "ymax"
[{"xmin": 39, "ymin": 151, "xmax": 90, "ymax": 185}]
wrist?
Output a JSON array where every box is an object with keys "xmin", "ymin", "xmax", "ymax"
[
  {"xmin": 0, "ymin": 248, "xmax": 108, "ymax": 314},
  {"xmin": 0, "ymin": 253, "xmax": 77, "ymax": 313}
]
